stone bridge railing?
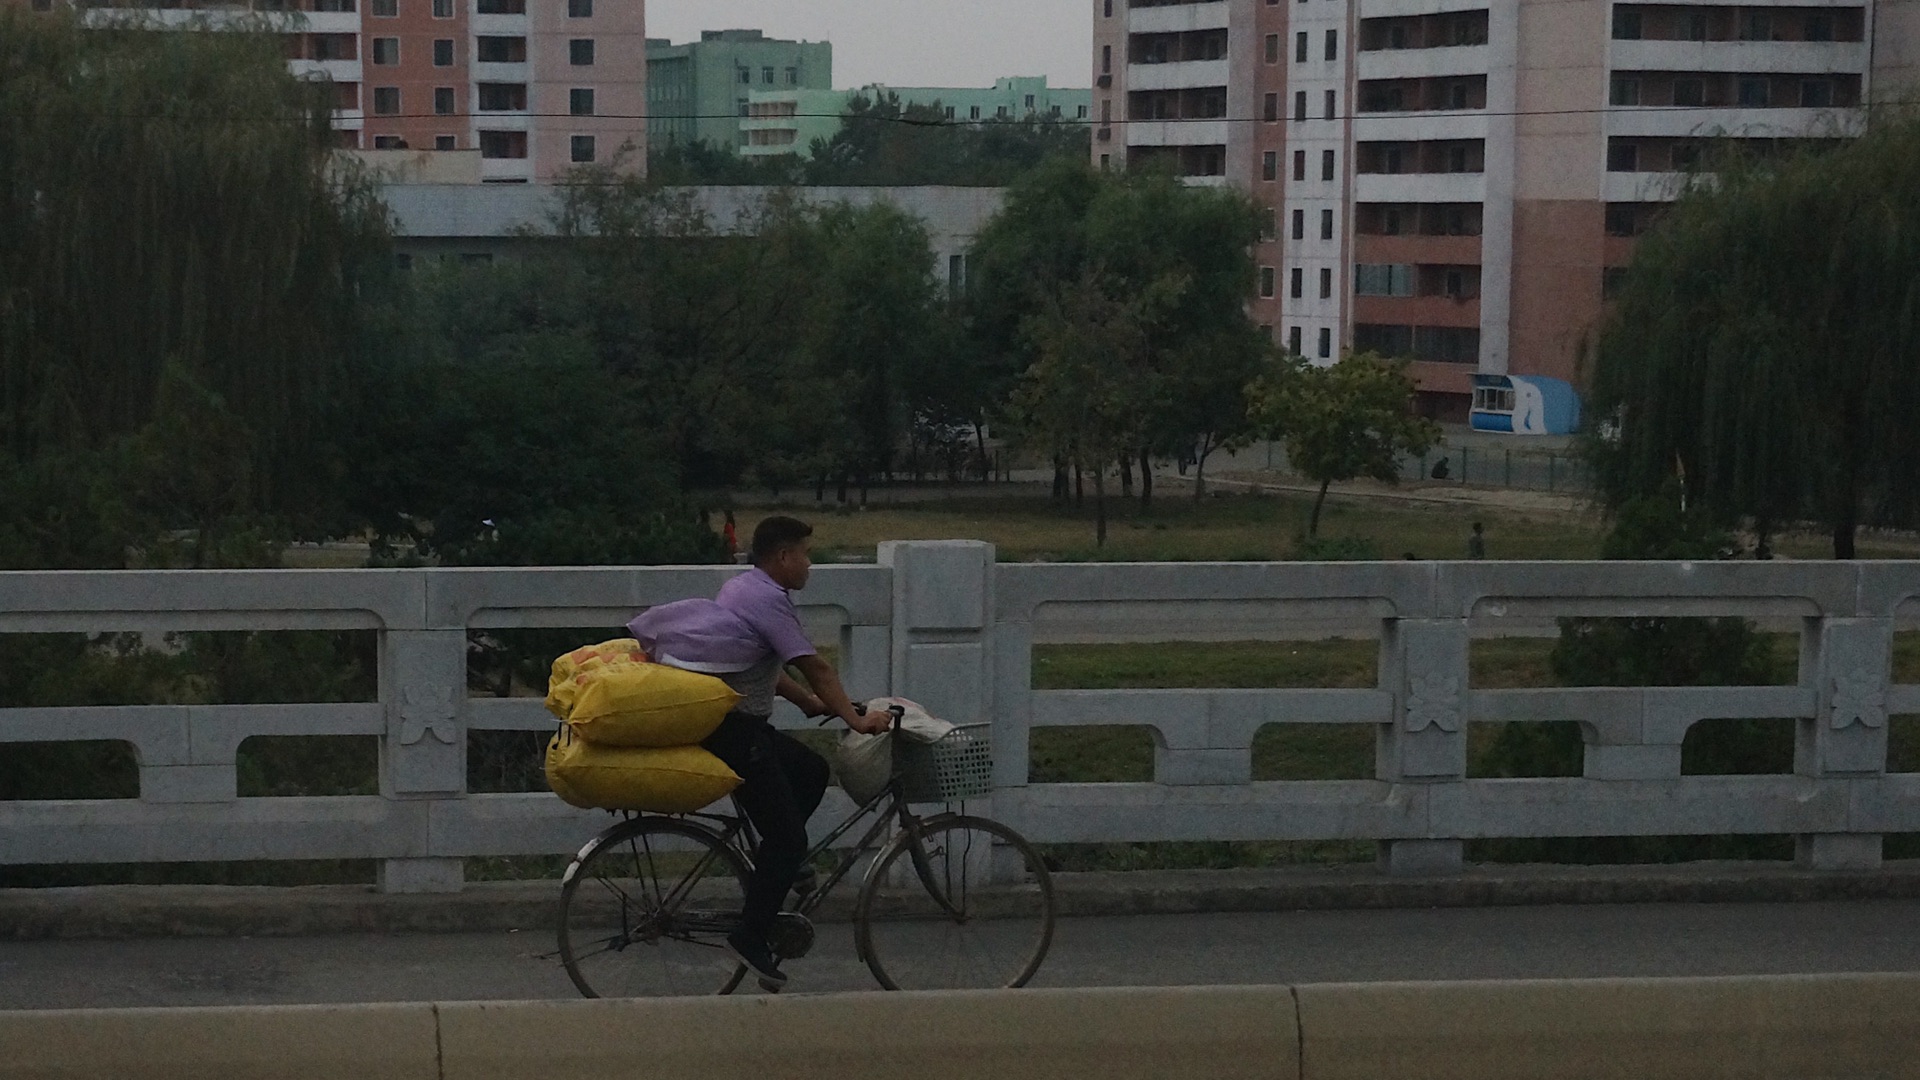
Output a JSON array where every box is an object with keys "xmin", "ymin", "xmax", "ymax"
[{"xmin": 2, "ymin": 542, "xmax": 1916, "ymax": 891}]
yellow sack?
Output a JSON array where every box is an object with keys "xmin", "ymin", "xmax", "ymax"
[
  {"xmin": 544, "ymin": 638, "xmax": 650, "ymax": 721},
  {"xmin": 546, "ymin": 730, "xmax": 742, "ymax": 814},
  {"xmin": 567, "ymin": 662, "xmax": 740, "ymax": 748}
]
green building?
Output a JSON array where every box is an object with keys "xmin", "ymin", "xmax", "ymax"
[
  {"xmin": 646, "ymin": 30, "xmax": 833, "ymax": 153},
  {"xmin": 741, "ymin": 77, "xmax": 1092, "ymax": 160}
]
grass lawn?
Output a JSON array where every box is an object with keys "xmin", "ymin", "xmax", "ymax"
[{"xmin": 772, "ymin": 491, "xmax": 1608, "ymax": 563}]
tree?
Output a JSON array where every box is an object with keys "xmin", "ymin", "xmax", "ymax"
[
  {"xmin": 1010, "ymin": 275, "xmax": 1162, "ymax": 546},
  {"xmin": 1249, "ymin": 352, "xmax": 1439, "ymax": 538},
  {"xmin": 1588, "ymin": 116, "xmax": 1920, "ymax": 558},
  {"xmin": 805, "ymin": 91, "xmax": 1089, "ymax": 187},
  {"xmin": 967, "ymin": 161, "xmax": 1267, "ymax": 511},
  {"xmin": 0, "ymin": 9, "xmax": 391, "ymax": 532}
]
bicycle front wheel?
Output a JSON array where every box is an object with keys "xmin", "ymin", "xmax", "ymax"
[
  {"xmin": 557, "ymin": 816, "xmax": 750, "ymax": 998},
  {"xmin": 854, "ymin": 814, "xmax": 1055, "ymax": 991}
]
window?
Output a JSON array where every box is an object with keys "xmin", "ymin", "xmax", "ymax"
[
  {"xmin": 1100, "ymin": 153, "xmax": 1111, "ymax": 169},
  {"xmin": 477, "ymin": 83, "xmax": 525, "ymax": 111},
  {"xmin": 763, "ymin": 67, "xmax": 775, "ymax": 85},
  {"xmin": 571, "ymin": 135, "xmax": 596, "ymax": 163},
  {"xmin": 434, "ymin": 134, "xmax": 456, "ymax": 150},
  {"xmin": 738, "ymin": 67, "xmax": 751, "ymax": 85},
  {"xmin": 372, "ymin": 86, "xmax": 400, "ymax": 114},
  {"xmin": 1262, "ymin": 151, "xmax": 1278, "ymax": 181},
  {"xmin": 1671, "ymin": 142, "xmax": 1700, "ymax": 169},
  {"xmin": 371, "ymin": 0, "xmax": 395, "ymax": 16},
  {"xmin": 1446, "ymin": 144, "xmax": 1471, "ymax": 172},
  {"xmin": 1325, "ymin": 29, "xmax": 1338, "ymax": 61},
  {"xmin": 1602, "ymin": 267, "xmax": 1630, "ymax": 300},
  {"xmin": 1444, "ymin": 269, "xmax": 1467, "ymax": 298},
  {"xmin": 1740, "ymin": 11, "xmax": 1772, "ymax": 40},
  {"xmin": 738, "ymin": 99, "xmax": 748, "ymax": 118},
  {"xmin": 433, "ymin": 38, "xmax": 454, "ymax": 66},
  {"xmin": 476, "ymin": 0, "xmax": 525, "ymax": 11},
  {"xmin": 1325, "ymin": 90, "xmax": 1336, "ymax": 120},
  {"xmin": 570, "ymin": 88, "xmax": 595, "ymax": 115},
  {"xmin": 1320, "ymin": 208, "xmax": 1334, "ymax": 240},
  {"xmin": 997, "ymin": 105, "xmax": 1009, "ymax": 118},
  {"xmin": 1290, "ymin": 267, "xmax": 1304, "ymax": 299},
  {"xmin": 1105, "ymin": 0, "xmax": 1113, "ymax": 15},
  {"xmin": 1266, "ymin": 34, "xmax": 1280, "ymax": 62},
  {"xmin": 1264, "ymin": 209, "xmax": 1278, "ymax": 239},
  {"xmin": 1806, "ymin": 12, "xmax": 1834, "ymax": 41},
  {"xmin": 1318, "ymin": 328, "xmax": 1332, "ymax": 359},
  {"xmin": 1321, "ymin": 149, "xmax": 1335, "ymax": 181},
  {"xmin": 1294, "ymin": 91, "xmax": 1307, "ymax": 122},
  {"xmin": 1610, "ymin": 76, "xmax": 1639, "ymax": 107},
  {"xmin": 433, "ymin": 86, "xmax": 455, "ymax": 115},
  {"xmin": 1100, "ymin": 100, "xmax": 1109, "ymax": 123},
  {"xmin": 1673, "ymin": 79, "xmax": 1705, "ymax": 107},
  {"xmin": 1604, "ymin": 204, "xmax": 1639, "ymax": 237},
  {"xmin": 1607, "ymin": 140, "xmax": 1638, "ymax": 172},
  {"xmin": 568, "ymin": 0, "xmax": 593, "ymax": 15},
  {"xmin": 371, "ymin": 37, "xmax": 399, "ymax": 65},
  {"xmin": 1293, "ymin": 150, "xmax": 1306, "ymax": 180},
  {"xmin": 1296, "ymin": 32, "xmax": 1308, "ymax": 62},
  {"xmin": 1355, "ymin": 264, "xmax": 1414, "ymax": 296},
  {"xmin": 787, "ymin": 67, "xmax": 799, "ymax": 85},
  {"xmin": 1265, "ymin": 94, "xmax": 1279, "ymax": 122},
  {"xmin": 1261, "ymin": 267, "xmax": 1277, "ymax": 298},
  {"xmin": 1319, "ymin": 268, "xmax": 1333, "ymax": 299},
  {"xmin": 1801, "ymin": 79, "xmax": 1834, "ymax": 108},
  {"xmin": 1738, "ymin": 77, "xmax": 1770, "ymax": 107},
  {"xmin": 1289, "ymin": 327, "xmax": 1303, "ymax": 355},
  {"xmin": 1383, "ymin": 208, "xmax": 1404, "ymax": 235},
  {"xmin": 1612, "ymin": 8, "xmax": 1642, "ymax": 39},
  {"xmin": 1025, "ymin": 94, "xmax": 1036, "ymax": 109},
  {"xmin": 432, "ymin": 0, "xmax": 452, "ymax": 16},
  {"xmin": 971, "ymin": 105, "xmax": 981, "ymax": 120},
  {"xmin": 373, "ymin": 135, "xmax": 405, "ymax": 149},
  {"xmin": 479, "ymin": 129, "xmax": 527, "ymax": 158},
  {"xmin": 477, "ymin": 36, "xmax": 525, "ymax": 62},
  {"xmin": 1384, "ymin": 145, "xmax": 1404, "ymax": 173},
  {"xmin": 1447, "ymin": 81, "xmax": 1471, "ymax": 109},
  {"xmin": 1292, "ymin": 209, "xmax": 1305, "ymax": 240},
  {"xmin": 570, "ymin": 39, "xmax": 594, "ymax": 66},
  {"xmin": 1103, "ymin": 45, "xmax": 1113, "ymax": 74},
  {"xmin": 1685, "ymin": 10, "xmax": 1709, "ymax": 40}
]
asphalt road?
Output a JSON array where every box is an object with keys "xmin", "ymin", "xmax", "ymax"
[{"xmin": 3, "ymin": 900, "xmax": 1917, "ymax": 1010}]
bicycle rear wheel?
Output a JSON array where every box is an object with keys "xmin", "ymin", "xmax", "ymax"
[
  {"xmin": 854, "ymin": 814, "xmax": 1055, "ymax": 991},
  {"xmin": 558, "ymin": 816, "xmax": 750, "ymax": 997}
]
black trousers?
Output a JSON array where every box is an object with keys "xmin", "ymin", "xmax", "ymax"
[{"xmin": 701, "ymin": 711, "xmax": 830, "ymax": 941}]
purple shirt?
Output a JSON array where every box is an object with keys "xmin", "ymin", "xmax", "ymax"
[{"xmin": 626, "ymin": 569, "xmax": 815, "ymax": 717}]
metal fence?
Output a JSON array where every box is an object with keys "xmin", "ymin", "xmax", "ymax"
[{"xmin": 1, "ymin": 547, "xmax": 1916, "ymax": 891}]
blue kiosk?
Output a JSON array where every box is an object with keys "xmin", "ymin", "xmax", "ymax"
[{"xmin": 1469, "ymin": 374, "xmax": 1581, "ymax": 436}]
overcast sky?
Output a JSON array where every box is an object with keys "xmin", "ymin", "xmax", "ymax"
[{"xmin": 646, "ymin": 1, "xmax": 1092, "ymax": 91}]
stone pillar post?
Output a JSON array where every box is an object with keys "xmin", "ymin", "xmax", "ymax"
[
  {"xmin": 378, "ymin": 628, "xmax": 468, "ymax": 893},
  {"xmin": 1796, "ymin": 617, "xmax": 1891, "ymax": 870},
  {"xmin": 1378, "ymin": 618, "xmax": 1470, "ymax": 875}
]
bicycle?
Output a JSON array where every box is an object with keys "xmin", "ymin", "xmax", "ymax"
[{"xmin": 556, "ymin": 709, "xmax": 1056, "ymax": 996}]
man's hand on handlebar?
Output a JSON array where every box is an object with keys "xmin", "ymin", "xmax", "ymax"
[{"xmin": 847, "ymin": 702, "xmax": 902, "ymax": 736}]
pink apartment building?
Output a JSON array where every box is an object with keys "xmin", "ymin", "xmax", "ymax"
[
  {"xmin": 12, "ymin": 0, "xmax": 647, "ymax": 182},
  {"xmin": 1096, "ymin": 0, "xmax": 1920, "ymax": 422}
]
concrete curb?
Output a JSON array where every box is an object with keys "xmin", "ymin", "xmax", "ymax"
[{"xmin": 5, "ymin": 860, "xmax": 1920, "ymax": 940}]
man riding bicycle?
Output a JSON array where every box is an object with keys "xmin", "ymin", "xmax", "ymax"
[{"xmin": 628, "ymin": 515, "xmax": 887, "ymax": 990}]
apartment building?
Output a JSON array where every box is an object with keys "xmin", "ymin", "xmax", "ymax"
[
  {"xmin": 1095, "ymin": 0, "xmax": 1920, "ymax": 424},
  {"xmin": 741, "ymin": 76, "xmax": 1093, "ymax": 160},
  {"xmin": 646, "ymin": 29, "xmax": 832, "ymax": 152},
  {"xmin": 12, "ymin": 0, "xmax": 646, "ymax": 182}
]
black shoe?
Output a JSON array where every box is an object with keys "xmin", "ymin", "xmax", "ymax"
[
  {"xmin": 726, "ymin": 929, "xmax": 788, "ymax": 991},
  {"xmin": 790, "ymin": 866, "xmax": 819, "ymax": 903}
]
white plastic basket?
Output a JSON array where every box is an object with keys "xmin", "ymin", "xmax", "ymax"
[{"xmin": 894, "ymin": 723, "xmax": 993, "ymax": 802}]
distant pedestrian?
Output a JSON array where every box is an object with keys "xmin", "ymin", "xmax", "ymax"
[
  {"xmin": 1467, "ymin": 522, "xmax": 1486, "ymax": 560},
  {"xmin": 722, "ymin": 511, "xmax": 739, "ymax": 561}
]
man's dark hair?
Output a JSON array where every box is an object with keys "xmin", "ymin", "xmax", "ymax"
[{"xmin": 751, "ymin": 515, "xmax": 813, "ymax": 565}]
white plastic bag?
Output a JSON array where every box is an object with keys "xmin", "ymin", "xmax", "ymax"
[{"xmin": 833, "ymin": 697, "xmax": 952, "ymax": 803}]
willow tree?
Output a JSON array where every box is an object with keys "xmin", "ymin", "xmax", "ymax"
[
  {"xmin": 0, "ymin": 9, "xmax": 391, "ymax": 520},
  {"xmin": 1588, "ymin": 115, "xmax": 1920, "ymax": 558}
]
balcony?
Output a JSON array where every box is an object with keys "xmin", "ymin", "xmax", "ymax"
[
  {"xmin": 1126, "ymin": 119, "xmax": 1231, "ymax": 146},
  {"xmin": 1352, "ymin": 111, "xmax": 1488, "ymax": 143},
  {"xmin": 1609, "ymin": 38, "xmax": 1868, "ymax": 75},
  {"xmin": 1353, "ymin": 234, "xmax": 1483, "ymax": 265},
  {"xmin": 289, "ymin": 59, "xmax": 362, "ymax": 83},
  {"xmin": 471, "ymin": 12, "xmax": 530, "ymax": 35},
  {"xmin": 1354, "ymin": 172, "xmax": 1487, "ymax": 203},
  {"xmin": 1353, "ymin": 293, "xmax": 1482, "ymax": 329},
  {"xmin": 472, "ymin": 62, "xmax": 532, "ymax": 85},
  {"xmin": 1356, "ymin": 43, "xmax": 1490, "ymax": 81},
  {"xmin": 303, "ymin": 10, "xmax": 359, "ymax": 34},
  {"xmin": 1128, "ymin": 59, "xmax": 1231, "ymax": 92},
  {"xmin": 1128, "ymin": 1, "xmax": 1230, "ymax": 36},
  {"xmin": 1355, "ymin": 0, "xmax": 1497, "ymax": 20}
]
